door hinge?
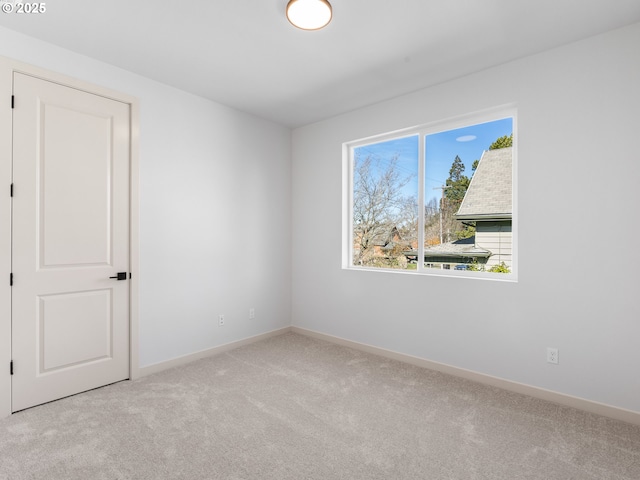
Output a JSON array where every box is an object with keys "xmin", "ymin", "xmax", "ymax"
[
  {"xmin": 11, "ymin": 95, "xmax": 14, "ymax": 109},
  {"xmin": 10, "ymin": 361, "xmax": 13, "ymax": 375},
  {"xmin": 9, "ymin": 273, "xmax": 13, "ymax": 286},
  {"xmin": 10, "ymin": 183, "xmax": 13, "ymax": 197}
]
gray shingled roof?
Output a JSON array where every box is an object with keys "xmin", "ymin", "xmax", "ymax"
[
  {"xmin": 403, "ymin": 237, "xmax": 491, "ymax": 259},
  {"xmin": 456, "ymin": 147, "xmax": 512, "ymax": 220},
  {"xmin": 421, "ymin": 242, "xmax": 491, "ymax": 258}
]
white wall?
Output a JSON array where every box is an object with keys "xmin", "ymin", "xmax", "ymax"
[
  {"xmin": 291, "ymin": 23, "xmax": 640, "ymax": 413},
  {"xmin": 1, "ymin": 21, "xmax": 638, "ymax": 416},
  {"xmin": 0, "ymin": 27, "xmax": 292, "ymax": 369}
]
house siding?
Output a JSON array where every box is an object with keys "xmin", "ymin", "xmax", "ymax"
[{"xmin": 475, "ymin": 221, "xmax": 512, "ymax": 269}]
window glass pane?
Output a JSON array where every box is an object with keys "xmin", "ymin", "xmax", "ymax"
[
  {"xmin": 352, "ymin": 136, "xmax": 419, "ymax": 269},
  {"xmin": 423, "ymin": 119, "xmax": 513, "ymax": 273}
]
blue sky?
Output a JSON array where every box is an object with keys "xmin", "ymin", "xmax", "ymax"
[
  {"xmin": 355, "ymin": 117, "xmax": 513, "ymax": 205},
  {"xmin": 425, "ymin": 118, "xmax": 513, "ymax": 203}
]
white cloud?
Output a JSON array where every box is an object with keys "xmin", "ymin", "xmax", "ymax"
[{"xmin": 456, "ymin": 135, "xmax": 477, "ymax": 142}]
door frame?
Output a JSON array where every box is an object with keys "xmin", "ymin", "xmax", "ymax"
[{"xmin": 0, "ymin": 56, "xmax": 140, "ymax": 418}]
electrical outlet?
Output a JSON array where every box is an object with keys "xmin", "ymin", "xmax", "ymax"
[
  {"xmin": 547, "ymin": 347, "xmax": 558, "ymax": 364},
  {"xmin": 218, "ymin": 314, "xmax": 225, "ymax": 327},
  {"xmin": 249, "ymin": 308, "xmax": 255, "ymax": 319}
]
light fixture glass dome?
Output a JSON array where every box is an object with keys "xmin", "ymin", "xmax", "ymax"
[{"xmin": 286, "ymin": 0, "xmax": 332, "ymax": 31}]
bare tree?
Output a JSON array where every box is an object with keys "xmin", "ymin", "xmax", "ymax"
[
  {"xmin": 424, "ymin": 197, "xmax": 441, "ymax": 245},
  {"xmin": 353, "ymin": 154, "xmax": 416, "ymax": 266}
]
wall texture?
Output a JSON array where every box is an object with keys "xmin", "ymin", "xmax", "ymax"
[
  {"xmin": 291, "ymin": 23, "xmax": 640, "ymax": 413},
  {"xmin": 1, "ymin": 21, "xmax": 638, "ymax": 416},
  {"xmin": 0, "ymin": 27, "xmax": 292, "ymax": 369}
]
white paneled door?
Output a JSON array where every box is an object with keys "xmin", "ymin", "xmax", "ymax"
[{"xmin": 11, "ymin": 73, "xmax": 130, "ymax": 411}]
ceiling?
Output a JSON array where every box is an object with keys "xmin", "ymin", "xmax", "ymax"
[{"xmin": 1, "ymin": 0, "xmax": 639, "ymax": 127}]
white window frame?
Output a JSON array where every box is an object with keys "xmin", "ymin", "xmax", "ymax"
[{"xmin": 342, "ymin": 106, "xmax": 518, "ymax": 282}]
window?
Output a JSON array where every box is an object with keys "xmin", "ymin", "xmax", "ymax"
[
  {"xmin": 352, "ymin": 135, "xmax": 419, "ymax": 269},
  {"xmin": 344, "ymin": 109, "xmax": 516, "ymax": 280}
]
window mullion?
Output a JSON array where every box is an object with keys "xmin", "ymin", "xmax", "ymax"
[
  {"xmin": 345, "ymin": 145, "xmax": 354, "ymax": 267},
  {"xmin": 417, "ymin": 133, "xmax": 425, "ymax": 272}
]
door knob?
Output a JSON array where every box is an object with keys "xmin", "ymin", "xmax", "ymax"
[{"xmin": 109, "ymin": 272, "xmax": 127, "ymax": 280}]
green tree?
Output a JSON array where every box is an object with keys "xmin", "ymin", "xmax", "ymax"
[
  {"xmin": 448, "ymin": 155, "xmax": 465, "ymax": 181},
  {"xmin": 440, "ymin": 155, "xmax": 471, "ymax": 242},
  {"xmin": 489, "ymin": 134, "xmax": 513, "ymax": 150},
  {"xmin": 445, "ymin": 155, "xmax": 470, "ymax": 203},
  {"xmin": 488, "ymin": 262, "xmax": 510, "ymax": 273}
]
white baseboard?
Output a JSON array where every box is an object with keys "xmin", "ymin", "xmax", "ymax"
[
  {"xmin": 291, "ymin": 326, "xmax": 640, "ymax": 427},
  {"xmin": 137, "ymin": 327, "xmax": 292, "ymax": 378}
]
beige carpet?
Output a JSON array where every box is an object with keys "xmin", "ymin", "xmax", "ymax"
[{"xmin": 0, "ymin": 332, "xmax": 639, "ymax": 479}]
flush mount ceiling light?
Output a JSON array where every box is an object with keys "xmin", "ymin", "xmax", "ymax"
[{"xmin": 286, "ymin": 0, "xmax": 332, "ymax": 31}]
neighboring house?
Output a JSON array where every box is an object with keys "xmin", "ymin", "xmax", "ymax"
[
  {"xmin": 353, "ymin": 226, "xmax": 412, "ymax": 265},
  {"xmin": 403, "ymin": 147, "xmax": 513, "ymax": 270},
  {"xmin": 455, "ymin": 147, "xmax": 513, "ymax": 270},
  {"xmin": 412, "ymin": 236, "xmax": 492, "ymax": 269},
  {"xmin": 371, "ymin": 226, "xmax": 405, "ymax": 256}
]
